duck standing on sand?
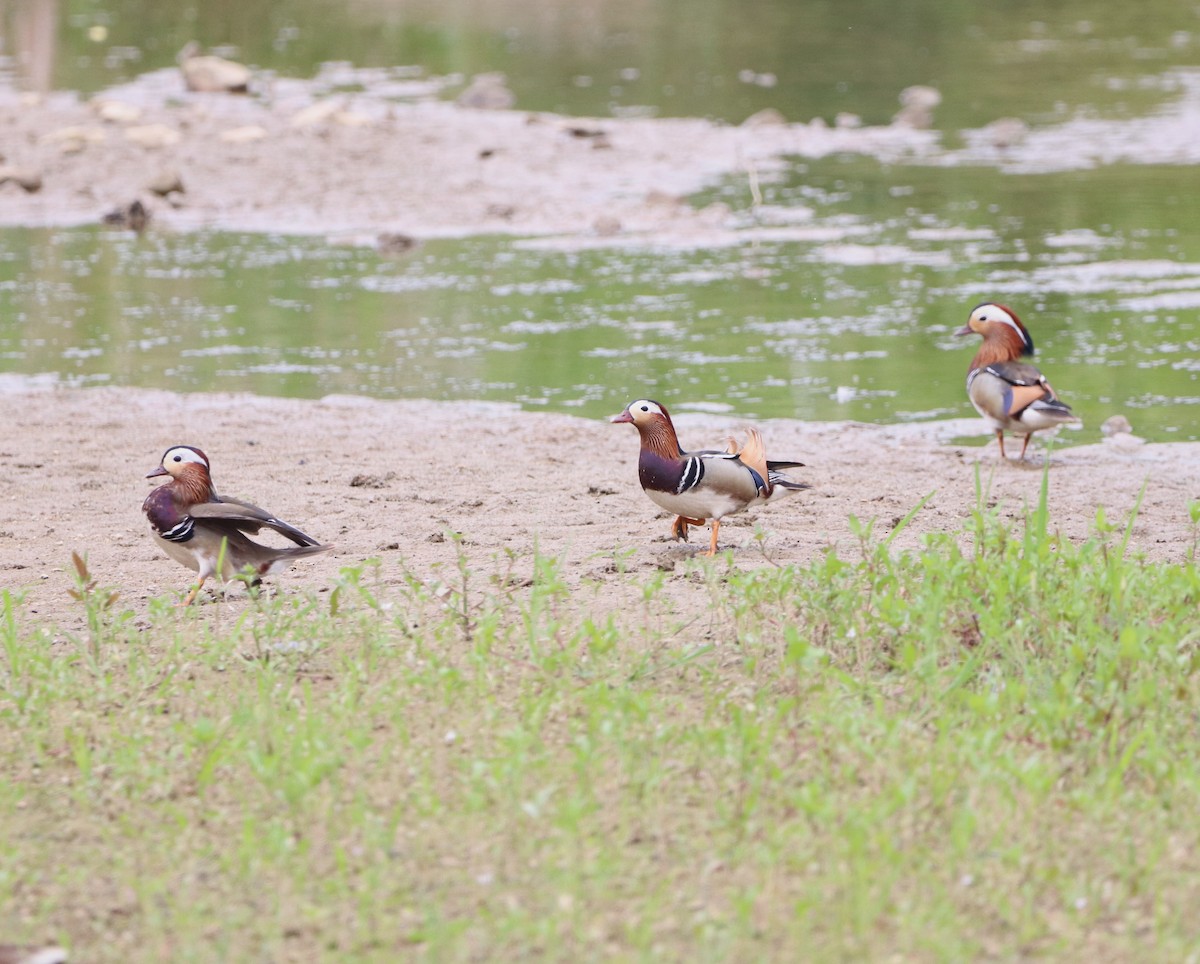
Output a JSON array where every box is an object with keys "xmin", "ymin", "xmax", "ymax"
[
  {"xmin": 612, "ymin": 399, "xmax": 807, "ymax": 555},
  {"xmin": 956, "ymin": 302, "xmax": 1080, "ymax": 460},
  {"xmin": 143, "ymin": 445, "xmax": 332, "ymax": 605}
]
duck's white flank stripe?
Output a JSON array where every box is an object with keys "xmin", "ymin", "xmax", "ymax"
[
  {"xmin": 162, "ymin": 517, "xmax": 195, "ymax": 542},
  {"xmin": 677, "ymin": 457, "xmax": 703, "ymax": 494}
]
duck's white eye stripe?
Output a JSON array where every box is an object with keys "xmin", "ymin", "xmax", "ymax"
[
  {"xmin": 975, "ymin": 306, "xmax": 1030, "ymax": 349},
  {"xmin": 165, "ymin": 447, "xmax": 208, "ymax": 468},
  {"xmin": 996, "ymin": 315, "xmax": 1030, "ymax": 347}
]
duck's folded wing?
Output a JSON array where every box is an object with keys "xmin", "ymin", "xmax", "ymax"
[
  {"xmin": 983, "ymin": 360, "xmax": 1046, "ymax": 388},
  {"xmin": 687, "ymin": 449, "xmax": 804, "ymax": 470},
  {"xmin": 980, "ymin": 360, "xmax": 1071, "ymax": 417},
  {"xmin": 189, "ymin": 497, "xmax": 323, "ymax": 546},
  {"xmin": 695, "ymin": 453, "xmax": 763, "ymax": 502}
]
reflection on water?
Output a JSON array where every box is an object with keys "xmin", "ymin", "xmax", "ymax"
[
  {"xmin": 2, "ymin": 1, "xmax": 1199, "ymax": 443},
  {"xmin": 1, "ymin": 158, "xmax": 1199, "ymax": 442},
  {"xmin": 0, "ymin": 0, "xmax": 58, "ymax": 92},
  {"xmin": 1, "ymin": 0, "xmax": 1197, "ymax": 124}
]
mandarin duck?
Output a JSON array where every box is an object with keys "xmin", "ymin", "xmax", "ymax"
[
  {"xmin": 612, "ymin": 399, "xmax": 807, "ymax": 555},
  {"xmin": 142, "ymin": 445, "xmax": 332, "ymax": 605},
  {"xmin": 956, "ymin": 302, "xmax": 1080, "ymax": 460}
]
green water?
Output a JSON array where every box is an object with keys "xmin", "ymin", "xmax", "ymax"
[
  {"xmin": 9, "ymin": 0, "xmax": 1196, "ymax": 125},
  {"xmin": 2, "ymin": 0, "xmax": 1199, "ymax": 441},
  {"xmin": 3, "ymin": 156, "xmax": 1199, "ymax": 440}
]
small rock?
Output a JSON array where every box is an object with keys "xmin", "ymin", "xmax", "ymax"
[
  {"xmin": 91, "ymin": 99, "xmax": 142, "ymax": 124},
  {"xmin": 593, "ymin": 215, "xmax": 622, "ymax": 237},
  {"xmin": 485, "ymin": 203, "xmax": 516, "ymax": 220},
  {"xmin": 645, "ymin": 189, "xmax": 682, "ymax": 207},
  {"xmin": 981, "ymin": 117, "xmax": 1029, "ymax": 150},
  {"xmin": 219, "ymin": 125, "xmax": 267, "ymax": 144},
  {"xmin": 1101, "ymin": 414, "xmax": 1133, "ymax": 437},
  {"xmin": 892, "ymin": 85, "xmax": 941, "ymax": 128},
  {"xmin": 377, "ymin": 233, "xmax": 417, "ymax": 256},
  {"xmin": 40, "ymin": 125, "xmax": 106, "ymax": 153},
  {"xmin": 457, "ymin": 72, "xmax": 516, "ymax": 110},
  {"xmin": 563, "ymin": 125, "xmax": 607, "ymax": 139},
  {"xmin": 178, "ymin": 41, "xmax": 251, "ymax": 93},
  {"xmin": 899, "ymin": 85, "xmax": 942, "ymax": 110},
  {"xmin": 102, "ymin": 200, "xmax": 150, "ymax": 233},
  {"xmin": 741, "ymin": 107, "xmax": 787, "ymax": 128},
  {"xmin": 349, "ymin": 473, "xmax": 394, "ymax": 488},
  {"xmin": 125, "ymin": 124, "xmax": 182, "ymax": 148},
  {"xmin": 835, "ymin": 111, "xmax": 863, "ymax": 129},
  {"xmin": 0, "ymin": 166, "xmax": 43, "ymax": 193},
  {"xmin": 1103, "ymin": 432, "xmax": 1146, "ymax": 453},
  {"xmin": 334, "ymin": 110, "xmax": 372, "ymax": 127},
  {"xmin": 290, "ymin": 101, "xmax": 341, "ymax": 128},
  {"xmin": 146, "ymin": 168, "xmax": 185, "ymax": 197}
]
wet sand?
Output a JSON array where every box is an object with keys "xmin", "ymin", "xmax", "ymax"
[
  {"xmin": 0, "ymin": 63, "xmax": 936, "ymax": 240},
  {"xmin": 2, "ymin": 68, "xmax": 1198, "ymax": 628},
  {"xmin": 1, "ymin": 387, "xmax": 1195, "ymax": 630}
]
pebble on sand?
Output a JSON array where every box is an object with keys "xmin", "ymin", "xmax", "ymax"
[
  {"xmin": 892, "ymin": 85, "xmax": 942, "ymax": 129},
  {"xmin": 178, "ymin": 41, "xmax": 252, "ymax": 94},
  {"xmin": 0, "ymin": 166, "xmax": 43, "ymax": 193},
  {"xmin": 456, "ymin": 73, "xmax": 516, "ymax": 110}
]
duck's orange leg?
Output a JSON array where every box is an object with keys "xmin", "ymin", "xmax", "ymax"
[
  {"xmin": 995, "ymin": 429, "xmax": 1007, "ymax": 460},
  {"xmin": 704, "ymin": 519, "xmax": 721, "ymax": 557},
  {"xmin": 182, "ymin": 576, "xmax": 207, "ymax": 607},
  {"xmin": 1018, "ymin": 433, "xmax": 1033, "ymax": 460},
  {"xmin": 671, "ymin": 515, "xmax": 705, "ymax": 542}
]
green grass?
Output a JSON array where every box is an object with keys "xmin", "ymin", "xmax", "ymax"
[{"xmin": 4, "ymin": 476, "xmax": 1200, "ymax": 960}]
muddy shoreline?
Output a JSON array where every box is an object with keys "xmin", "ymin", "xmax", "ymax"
[
  {"xmin": 3, "ymin": 70, "xmax": 1199, "ymax": 631},
  {"xmin": 0, "ymin": 66, "xmax": 936, "ymax": 240},
  {"xmin": 2, "ymin": 387, "xmax": 1196, "ymax": 632},
  {"xmin": 4, "ymin": 64, "xmax": 1199, "ymax": 242}
]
